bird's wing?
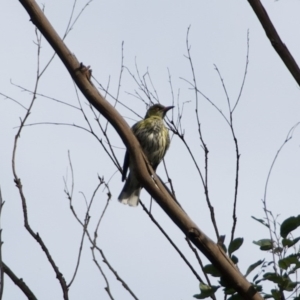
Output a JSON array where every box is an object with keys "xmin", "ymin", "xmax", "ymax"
[
  {"xmin": 121, "ymin": 150, "xmax": 130, "ymax": 182},
  {"xmin": 121, "ymin": 120, "xmax": 145, "ymax": 181}
]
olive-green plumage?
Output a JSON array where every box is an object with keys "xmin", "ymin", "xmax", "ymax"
[{"xmin": 118, "ymin": 104, "xmax": 174, "ymax": 206}]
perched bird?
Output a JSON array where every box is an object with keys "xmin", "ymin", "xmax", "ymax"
[{"xmin": 118, "ymin": 104, "xmax": 174, "ymax": 206}]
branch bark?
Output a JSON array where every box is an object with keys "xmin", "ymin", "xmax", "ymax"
[
  {"xmin": 3, "ymin": 262, "xmax": 37, "ymax": 300},
  {"xmin": 18, "ymin": 0, "xmax": 263, "ymax": 299},
  {"xmin": 248, "ymin": 0, "xmax": 300, "ymax": 86}
]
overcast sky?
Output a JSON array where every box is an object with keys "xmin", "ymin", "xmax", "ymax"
[{"xmin": 1, "ymin": 0, "xmax": 300, "ymax": 299}]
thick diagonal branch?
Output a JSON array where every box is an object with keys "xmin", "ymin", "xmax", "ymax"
[
  {"xmin": 248, "ymin": 0, "xmax": 300, "ymax": 86},
  {"xmin": 18, "ymin": 1, "xmax": 263, "ymax": 299}
]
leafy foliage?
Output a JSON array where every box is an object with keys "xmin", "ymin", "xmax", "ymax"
[
  {"xmin": 251, "ymin": 214, "xmax": 300, "ymax": 299},
  {"xmin": 194, "ymin": 214, "xmax": 300, "ymax": 299},
  {"xmin": 280, "ymin": 216, "xmax": 300, "ymax": 238},
  {"xmin": 193, "ymin": 283, "xmax": 219, "ymax": 299}
]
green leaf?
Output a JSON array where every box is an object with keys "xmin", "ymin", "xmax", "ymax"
[
  {"xmin": 220, "ymin": 243, "xmax": 227, "ymax": 254},
  {"xmin": 280, "ymin": 216, "xmax": 300, "ymax": 238},
  {"xmin": 223, "ymin": 287, "xmax": 236, "ymax": 295},
  {"xmin": 273, "ymin": 247, "xmax": 283, "ymax": 254},
  {"xmin": 253, "ymin": 284, "xmax": 262, "ymax": 292},
  {"xmin": 245, "ymin": 259, "xmax": 264, "ymax": 277},
  {"xmin": 278, "ymin": 254, "xmax": 300, "ymax": 270},
  {"xmin": 193, "ymin": 283, "xmax": 219, "ymax": 299},
  {"xmin": 281, "ymin": 274, "xmax": 299, "ymax": 291},
  {"xmin": 228, "ymin": 238, "xmax": 244, "ymax": 256},
  {"xmin": 263, "ymin": 273, "xmax": 299, "ymax": 292},
  {"xmin": 203, "ymin": 264, "xmax": 221, "ymax": 277},
  {"xmin": 288, "ymin": 261, "xmax": 300, "ymax": 275},
  {"xmin": 271, "ymin": 289, "xmax": 281, "ymax": 300},
  {"xmin": 263, "ymin": 272, "xmax": 282, "ymax": 284},
  {"xmin": 251, "ymin": 216, "xmax": 269, "ymax": 228},
  {"xmin": 282, "ymin": 237, "xmax": 300, "ymax": 248},
  {"xmin": 284, "ymin": 281, "xmax": 298, "ymax": 292},
  {"xmin": 253, "ymin": 239, "xmax": 273, "ymax": 250},
  {"xmin": 227, "ymin": 294, "xmax": 244, "ymax": 300},
  {"xmin": 231, "ymin": 255, "xmax": 238, "ymax": 264},
  {"xmin": 219, "ymin": 276, "xmax": 231, "ymax": 288}
]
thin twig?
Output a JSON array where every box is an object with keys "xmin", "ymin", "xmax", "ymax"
[
  {"xmin": 229, "ymin": 124, "xmax": 240, "ymax": 243},
  {"xmin": 262, "ymin": 122, "xmax": 300, "ymax": 275},
  {"xmin": 99, "ymin": 249, "xmax": 139, "ymax": 300},
  {"xmin": 93, "ymin": 181, "xmax": 139, "ymax": 299},
  {"xmin": 232, "ymin": 30, "xmax": 250, "ymax": 113},
  {"xmin": 93, "ymin": 75, "xmax": 142, "ymax": 120},
  {"xmin": 66, "ymin": 174, "xmax": 138, "ymax": 299},
  {"xmin": 11, "ymin": 28, "xmax": 69, "ymax": 300},
  {"xmin": 0, "ymin": 188, "xmax": 4, "ymax": 300},
  {"xmin": 10, "ymin": 82, "xmax": 80, "ymax": 110},
  {"xmin": 91, "ymin": 248, "xmax": 114, "ymax": 300},
  {"xmin": 103, "ymin": 41, "xmax": 125, "ymax": 134},
  {"xmin": 140, "ymin": 201, "xmax": 204, "ymax": 283},
  {"xmin": 185, "ymin": 238, "xmax": 216, "ymax": 300},
  {"xmin": 65, "ymin": 0, "xmax": 93, "ymax": 37},
  {"xmin": 65, "ymin": 151, "xmax": 89, "ymax": 288},
  {"xmin": 68, "ymin": 218, "xmax": 89, "ymax": 287},
  {"xmin": 0, "ymin": 92, "xmax": 27, "ymax": 110},
  {"xmin": 40, "ymin": 0, "xmax": 93, "ymax": 77},
  {"xmin": 170, "ymin": 126, "xmax": 220, "ymax": 239},
  {"xmin": 210, "ymin": 35, "xmax": 250, "ymax": 242},
  {"xmin": 162, "ymin": 159, "xmax": 177, "ymax": 200},
  {"xmin": 23, "ymin": 121, "xmax": 121, "ymax": 171}
]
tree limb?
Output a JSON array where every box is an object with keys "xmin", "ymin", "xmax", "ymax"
[
  {"xmin": 248, "ymin": 0, "xmax": 300, "ymax": 86},
  {"xmin": 3, "ymin": 262, "xmax": 37, "ymax": 300}
]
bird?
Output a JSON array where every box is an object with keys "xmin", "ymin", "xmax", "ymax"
[{"xmin": 118, "ymin": 104, "xmax": 174, "ymax": 206}]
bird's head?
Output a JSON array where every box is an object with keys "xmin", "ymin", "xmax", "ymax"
[{"xmin": 145, "ymin": 104, "xmax": 174, "ymax": 119}]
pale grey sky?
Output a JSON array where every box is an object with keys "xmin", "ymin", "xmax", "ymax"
[{"xmin": 1, "ymin": 0, "xmax": 300, "ymax": 299}]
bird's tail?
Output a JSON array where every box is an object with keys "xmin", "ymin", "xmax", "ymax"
[{"xmin": 118, "ymin": 173, "xmax": 141, "ymax": 207}]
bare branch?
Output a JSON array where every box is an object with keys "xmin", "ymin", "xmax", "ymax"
[
  {"xmin": 10, "ymin": 82, "xmax": 81, "ymax": 110},
  {"xmin": 0, "ymin": 188, "xmax": 4, "ymax": 300},
  {"xmin": 11, "ymin": 24, "xmax": 69, "ymax": 300},
  {"xmin": 40, "ymin": 0, "xmax": 93, "ymax": 77},
  {"xmin": 64, "ymin": 152, "xmax": 88, "ymax": 288},
  {"xmin": 23, "ymin": 120, "xmax": 121, "ymax": 171},
  {"xmin": 91, "ymin": 248, "xmax": 115, "ymax": 300},
  {"xmin": 214, "ymin": 65, "xmax": 231, "ymax": 113},
  {"xmin": 185, "ymin": 238, "xmax": 216, "ymax": 300},
  {"xmin": 229, "ymin": 124, "xmax": 240, "ymax": 243},
  {"xmin": 98, "ymin": 249, "xmax": 139, "ymax": 300},
  {"xmin": 0, "ymin": 92, "xmax": 28, "ymax": 110},
  {"xmin": 3, "ymin": 262, "xmax": 37, "ymax": 300},
  {"xmin": 262, "ymin": 122, "xmax": 300, "ymax": 274},
  {"xmin": 232, "ymin": 30, "xmax": 250, "ymax": 113},
  {"xmin": 247, "ymin": 0, "xmax": 300, "ymax": 86},
  {"xmin": 140, "ymin": 201, "xmax": 204, "ymax": 284}
]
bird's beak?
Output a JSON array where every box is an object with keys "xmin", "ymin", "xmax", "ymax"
[{"xmin": 163, "ymin": 106, "xmax": 174, "ymax": 112}]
